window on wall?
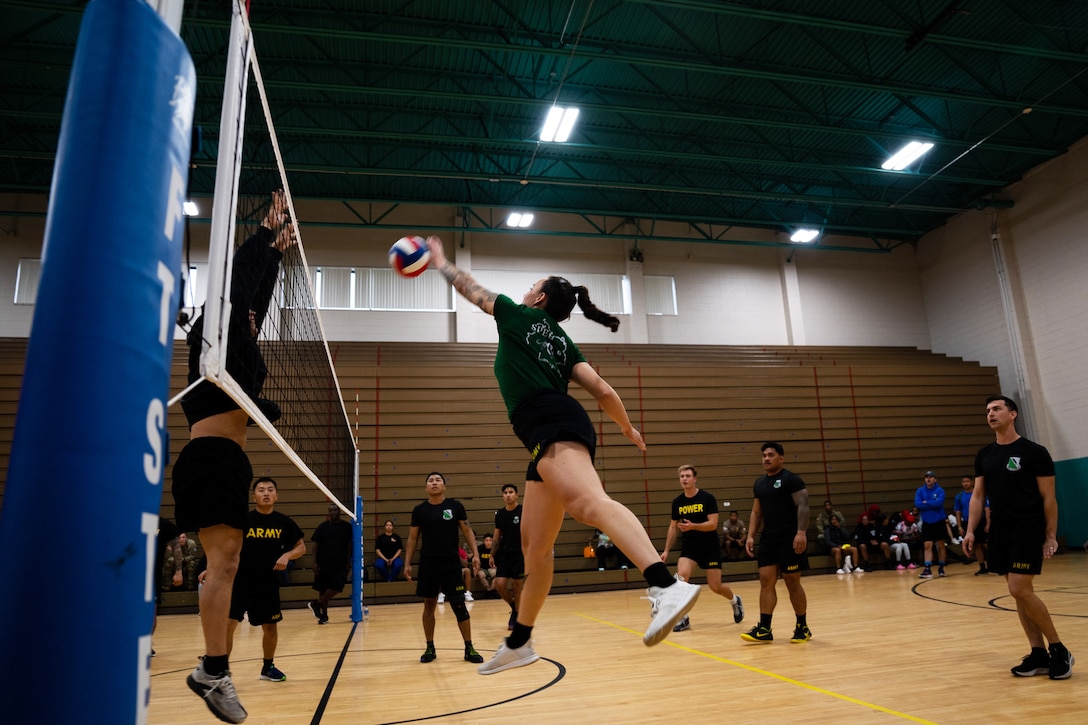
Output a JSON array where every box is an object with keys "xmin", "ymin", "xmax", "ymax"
[
  {"xmin": 14, "ymin": 258, "xmax": 41, "ymax": 304},
  {"xmin": 311, "ymin": 266, "xmax": 452, "ymax": 311},
  {"xmin": 473, "ymin": 270, "xmax": 631, "ymax": 315},
  {"xmin": 644, "ymin": 275, "xmax": 678, "ymax": 315}
]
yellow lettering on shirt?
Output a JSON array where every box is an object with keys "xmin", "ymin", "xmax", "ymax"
[
  {"xmin": 246, "ymin": 527, "xmax": 283, "ymax": 539},
  {"xmin": 678, "ymin": 503, "xmax": 705, "ymax": 516}
]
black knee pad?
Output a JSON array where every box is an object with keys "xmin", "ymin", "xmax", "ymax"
[{"xmin": 449, "ymin": 599, "xmax": 470, "ymax": 622}]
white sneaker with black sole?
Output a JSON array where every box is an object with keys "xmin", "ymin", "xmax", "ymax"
[{"xmin": 187, "ymin": 663, "xmax": 248, "ymax": 723}]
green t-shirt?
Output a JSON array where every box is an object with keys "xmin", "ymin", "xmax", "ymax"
[{"xmin": 493, "ymin": 294, "xmax": 586, "ymax": 417}]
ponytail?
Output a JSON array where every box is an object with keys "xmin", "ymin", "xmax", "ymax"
[
  {"xmin": 574, "ymin": 285, "xmax": 620, "ymax": 332},
  {"xmin": 540, "ymin": 277, "xmax": 620, "ymax": 333}
]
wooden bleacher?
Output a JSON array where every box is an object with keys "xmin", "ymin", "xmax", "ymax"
[{"xmin": 0, "ymin": 339, "xmax": 1000, "ymax": 611}]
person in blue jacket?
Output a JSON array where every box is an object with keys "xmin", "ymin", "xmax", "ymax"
[{"xmin": 915, "ymin": 470, "xmax": 948, "ymax": 578}]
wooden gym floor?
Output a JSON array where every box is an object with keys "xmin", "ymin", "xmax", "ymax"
[{"xmin": 149, "ymin": 553, "xmax": 1087, "ymax": 724}]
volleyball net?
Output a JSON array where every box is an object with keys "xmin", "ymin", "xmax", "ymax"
[{"xmin": 171, "ymin": 0, "xmax": 358, "ymax": 516}]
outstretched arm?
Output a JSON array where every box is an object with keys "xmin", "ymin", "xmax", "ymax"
[
  {"xmin": 570, "ymin": 361, "xmax": 645, "ymax": 450},
  {"xmin": 426, "ymin": 236, "xmax": 498, "ymax": 315}
]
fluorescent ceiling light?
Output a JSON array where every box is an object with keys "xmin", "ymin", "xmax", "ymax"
[
  {"xmin": 540, "ymin": 106, "xmax": 580, "ymax": 142},
  {"xmin": 183, "ymin": 200, "xmax": 199, "ymax": 216},
  {"xmin": 790, "ymin": 228, "xmax": 819, "ymax": 243},
  {"xmin": 881, "ymin": 141, "xmax": 934, "ymax": 171},
  {"xmin": 506, "ymin": 212, "xmax": 534, "ymax": 228}
]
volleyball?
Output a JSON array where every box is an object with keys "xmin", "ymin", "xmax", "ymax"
[{"xmin": 388, "ymin": 235, "xmax": 431, "ymax": 277}]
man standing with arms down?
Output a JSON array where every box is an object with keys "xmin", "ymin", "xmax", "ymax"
[
  {"xmin": 742, "ymin": 442, "xmax": 811, "ymax": 644},
  {"xmin": 492, "ymin": 484, "xmax": 525, "ymax": 631},
  {"xmin": 660, "ymin": 465, "xmax": 743, "ymax": 631},
  {"xmin": 404, "ymin": 472, "xmax": 485, "ymax": 665},
  {"xmin": 965, "ymin": 395, "xmax": 1073, "ymax": 679},
  {"xmin": 308, "ymin": 503, "xmax": 354, "ymax": 624}
]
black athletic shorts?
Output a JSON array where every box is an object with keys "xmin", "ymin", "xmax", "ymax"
[
  {"xmin": 313, "ymin": 568, "xmax": 348, "ymax": 594},
  {"xmin": 495, "ymin": 551, "xmax": 526, "ymax": 579},
  {"xmin": 229, "ymin": 575, "xmax": 282, "ymax": 626},
  {"xmin": 511, "ymin": 389, "xmax": 596, "ymax": 482},
  {"xmin": 415, "ymin": 555, "xmax": 467, "ymax": 602},
  {"xmin": 755, "ymin": 534, "xmax": 809, "ymax": 573},
  {"xmin": 987, "ymin": 520, "xmax": 1044, "ymax": 576},
  {"xmin": 921, "ymin": 521, "xmax": 950, "ymax": 542},
  {"xmin": 680, "ymin": 539, "xmax": 722, "ymax": 570},
  {"xmin": 172, "ymin": 437, "xmax": 252, "ymax": 532}
]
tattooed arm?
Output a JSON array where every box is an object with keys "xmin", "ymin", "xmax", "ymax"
[{"xmin": 425, "ymin": 236, "xmax": 498, "ymax": 315}]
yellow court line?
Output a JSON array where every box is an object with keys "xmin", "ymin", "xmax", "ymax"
[{"xmin": 576, "ymin": 613, "xmax": 937, "ymax": 725}]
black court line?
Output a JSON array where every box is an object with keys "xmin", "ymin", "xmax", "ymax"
[
  {"xmin": 911, "ymin": 578, "xmax": 1088, "ymax": 618},
  {"xmin": 310, "ymin": 620, "xmax": 358, "ymax": 725},
  {"xmin": 372, "ymin": 655, "xmax": 566, "ymax": 725}
]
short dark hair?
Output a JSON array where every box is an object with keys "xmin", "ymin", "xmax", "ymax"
[
  {"xmin": 502, "ymin": 483, "xmax": 518, "ymax": 493},
  {"xmin": 986, "ymin": 394, "xmax": 1018, "ymax": 413},
  {"xmin": 425, "ymin": 471, "xmax": 445, "ymax": 483},
  {"xmin": 253, "ymin": 476, "xmax": 277, "ymax": 491},
  {"xmin": 761, "ymin": 441, "xmax": 784, "ymax": 455}
]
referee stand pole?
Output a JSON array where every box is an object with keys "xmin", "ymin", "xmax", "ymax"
[{"xmin": 0, "ymin": 1, "xmax": 193, "ymax": 723}]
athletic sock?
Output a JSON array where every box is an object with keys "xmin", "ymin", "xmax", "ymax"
[
  {"xmin": 643, "ymin": 562, "xmax": 675, "ymax": 588},
  {"xmin": 508, "ymin": 600, "xmax": 517, "ymax": 612},
  {"xmin": 759, "ymin": 613, "xmax": 772, "ymax": 629},
  {"xmin": 796, "ymin": 614, "xmax": 807, "ymax": 627},
  {"xmin": 204, "ymin": 654, "xmax": 229, "ymax": 677},
  {"xmin": 507, "ymin": 623, "xmax": 533, "ymax": 649},
  {"xmin": 262, "ymin": 658, "xmax": 274, "ymax": 673},
  {"xmin": 924, "ymin": 561, "xmax": 932, "ymax": 567}
]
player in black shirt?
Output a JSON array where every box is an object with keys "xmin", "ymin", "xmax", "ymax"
[
  {"xmin": 660, "ymin": 466, "xmax": 744, "ymax": 631},
  {"xmin": 226, "ymin": 477, "xmax": 305, "ymax": 682},
  {"xmin": 308, "ymin": 503, "xmax": 354, "ymax": 624},
  {"xmin": 492, "ymin": 484, "xmax": 525, "ymax": 630},
  {"xmin": 742, "ymin": 442, "xmax": 812, "ymax": 644},
  {"xmin": 404, "ymin": 472, "xmax": 485, "ymax": 664},
  {"xmin": 965, "ymin": 395, "xmax": 1073, "ymax": 680}
]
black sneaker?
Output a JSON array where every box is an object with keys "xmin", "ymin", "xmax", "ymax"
[
  {"xmin": 1049, "ymin": 644, "xmax": 1074, "ymax": 680},
  {"xmin": 672, "ymin": 615, "xmax": 691, "ymax": 632},
  {"xmin": 919, "ymin": 567, "xmax": 933, "ymax": 579},
  {"xmin": 464, "ymin": 644, "xmax": 484, "ymax": 664},
  {"xmin": 307, "ymin": 600, "xmax": 322, "ymax": 622},
  {"xmin": 1011, "ymin": 650, "xmax": 1050, "ymax": 677},
  {"xmin": 790, "ymin": 625, "xmax": 812, "ymax": 643},
  {"xmin": 420, "ymin": 645, "xmax": 437, "ymax": 663},
  {"xmin": 740, "ymin": 625, "xmax": 773, "ymax": 643},
  {"xmin": 974, "ymin": 567, "xmax": 989, "ymax": 576},
  {"xmin": 938, "ymin": 566, "xmax": 946, "ymax": 577},
  {"xmin": 508, "ymin": 610, "xmax": 518, "ymax": 631}
]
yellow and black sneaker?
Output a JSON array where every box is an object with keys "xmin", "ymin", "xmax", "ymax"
[
  {"xmin": 790, "ymin": 625, "xmax": 813, "ymax": 643},
  {"xmin": 741, "ymin": 625, "xmax": 773, "ymax": 643},
  {"xmin": 420, "ymin": 644, "xmax": 437, "ymax": 663},
  {"xmin": 464, "ymin": 643, "xmax": 484, "ymax": 664}
]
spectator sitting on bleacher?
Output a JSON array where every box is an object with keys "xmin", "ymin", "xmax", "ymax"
[
  {"xmin": 162, "ymin": 531, "xmax": 200, "ymax": 591},
  {"xmin": 374, "ymin": 519, "xmax": 404, "ymax": 583},
  {"xmin": 853, "ymin": 514, "xmax": 890, "ymax": 572},
  {"xmin": 896, "ymin": 511, "xmax": 921, "ymax": 566},
  {"xmin": 722, "ymin": 511, "xmax": 748, "ymax": 561},
  {"xmin": 891, "ymin": 513, "xmax": 917, "ymax": 570},
  {"xmin": 593, "ymin": 529, "xmax": 631, "ymax": 571},
  {"xmin": 474, "ymin": 534, "xmax": 497, "ymax": 596},
  {"xmin": 824, "ymin": 515, "xmax": 856, "ymax": 574},
  {"xmin": 816, "ymin": 500, "xmax": 844, "ymax": 549}
]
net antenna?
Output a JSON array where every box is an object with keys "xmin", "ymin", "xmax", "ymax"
[{"xmin": 169, "ymin": 0, "xmax": 358, "ymax": 518}]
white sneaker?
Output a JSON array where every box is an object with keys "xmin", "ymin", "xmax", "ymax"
[
  {"xmin": 836, "ymin": 568, "xmax": 845, "ymax": 574},
  {"xmin": 643, "ymin": 580, "xmax": 701, "ymax": 646},
  {"xmin": 464, "ymin": 591, "xmax": 474, "ymax": 602},
  {"xmin": 437, "ymin": 592, "xmax": 445, "ymax": 604},
  {"xmin": 478, "ymin": 641, "xmax": 540, "ymax": 675},
  {"xmin": 853, "ymin": 567, "xmax": 864, "ymax": 573},
  {"xmin": 187, "ymin": 663, "xmax": 248, "ymax": 723},
  {"xmin": 731, "ymin": 595, "xmax": 744, "ymax": 624}
]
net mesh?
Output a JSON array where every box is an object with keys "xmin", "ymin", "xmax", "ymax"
[{"xmin": 184, "ymin": 4, "xmax": 357, "ymax": 513}]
